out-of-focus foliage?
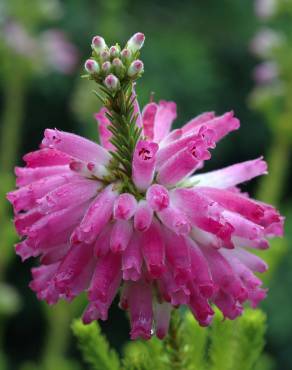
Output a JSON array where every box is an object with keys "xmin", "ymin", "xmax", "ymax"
[{"xmin": 73, "ymin": 309, "xmax": 268, "ymax": 370}]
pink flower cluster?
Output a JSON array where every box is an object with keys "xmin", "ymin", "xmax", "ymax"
[{"xmin": 8, "ymin": 100, "xmax": 283, "ymax": 340}]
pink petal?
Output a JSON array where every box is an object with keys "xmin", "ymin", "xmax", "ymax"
[
  {"xmin": 182, "ymin": 111, "xmax": 216, "ymax": 134},
  {"xmin": 154, "ymin": 302, "xmax": 172, "ymax": 339},
  {"xmin": 142, "ymin": 220, "xmax": 166, "ymax": 278},
  {"xmin": 146, "ymin": 184, "xmax": 169, "ymax": 212},
  {"xmin": 37, "ymin": 178, "xmax": 99, "ymax": 214},
  {"xmin": 122, "ymin": 233, "xmax": 143, "ymax": 281},
  {"xmin": 41, "ymin": 129, "xmax": 111, "ymax": 165},
  {"xmin": 134, "ymin": 200, "xmax": 153, "ymax": 232},
  {"xmin": 95, "ymin": 107, "xmax": 115, "ymax": 151},
  {"xmin": 157, "ymin": 140, "xmax": 210, "ymax": 186},
  {"xmin": 113, "ymin": 193, "xmax": 137, "ymax": 220},
  {"xmin": 15, "ymin": 165, "xmax": 71, "ymax": 187},
  {"xmin": 153, "ymin": 101, "xmax": 177, "ymax": 142},
  {"xmin": 128, "ymin": 281, "xmax": 153, "ymax": 340},
  {"xmin": 142, "ymin": 102, "xmax": 158, "ymax": 140},
  {"xmin": 88, "ymin": 252, "xmax": 121, "ymax": 305},
  {"xmin": 72, "ymin": 185, "xmax": 117, "ymax": 244},
  {"xmin": 163, "ymin": 229, "xmax": 191, "ymax": 284},
  {"xmin": 110, "ymin": 220, "xmax": 133, "ymax": 253},
  {"xmin": 132, "ymin": 140, "xmax": 158, "ymax": 191},
  {"xmin": 23, "ymin": 148, "xmax": 73, "ymax": 168},
  {"xmin": 187, "ymin": 158, "xmax": 267, "ymax": 188}
]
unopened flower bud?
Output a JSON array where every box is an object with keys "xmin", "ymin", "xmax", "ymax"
[
  {"xmin": 112, "ymin": 58, "xmax": 125, "ymax": 78},
  {"xmin": 121, "ymin": 48, "xmax": 132, "ymax": 63},
  {"xmin": 100, "ymin": 49, "xmax": 110, "ymax": 62},
  {"xmin": 109, "ymin": 45, "xmax": 120, "ymax": 58},
  {"xmin": 104, "ymin": 74, "xmax": 120, "ymax": 91},
  {"xmin": 91, "ymin": 35, "xmax": 107, "ymax": 52},
  {"xmin": 102, "ymin": 61, "xmax": 112, "ymax": 74},
  {"xmin": 84, "ymin": 59, "xmax": 100, "ymax": 74},
  {"xmin": 126, "ymin": 32, "xmax": 145, "ymax": 53},
  {"xmin": 127, "ymin": 60, "xmax": 144, "ymax": 77}
]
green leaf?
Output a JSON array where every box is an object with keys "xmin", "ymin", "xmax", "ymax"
[{"xmin": 71, "ymin": 319, "xmax": 120, "ymax": 370}]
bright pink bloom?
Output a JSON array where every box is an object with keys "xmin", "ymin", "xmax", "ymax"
[{"xmin": 8, "ymin": 98, "xmax": 283, "ymax": 340}]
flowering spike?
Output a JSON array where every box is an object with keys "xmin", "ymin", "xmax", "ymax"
[
  {"xmin": 126, "ymin": 32, "xmax": 145, "ymax": 53},
  {"xmin": 84, "ymin": 59, "xmax": 100, "ymax": 74}
]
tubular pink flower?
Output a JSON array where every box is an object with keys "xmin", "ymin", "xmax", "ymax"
[
  {"xmin": 110, "ymin": 220, "xmax": 133, "ymax": 253},
  {"xmin": 134, "ymin": 200, "xmax": 153, "ymax": 232},
  {"xmin": 41, "ymin": 129, "xmax": 111, "ymax": 165},
  {"xmin": 113, "ymin": 193, "xmax": 137, "ymax": 220},
  {"xmin": 157, "ymin": 140, "xmax": 211, "ymax": 186},
  {"xmin": 142, "ymin": 220, "xmax": 166, "ymax": 278},
  {"xmin": 71, "ymin": 185, "xmax": 118, "ymax": 244},
  {"xmin": 122, "ymin": 233, "xmax": 143, "ymax": 281},
  {"xmin": 128, "ymin": 281, "xmax": 153, "ymax": 340},
  {"xmin": 154, "ymin": 302, "xmax": 172, "ymax": 339},
  {"xmin": 132, "ymin": 140, "xmax": 159, "ymax": 191},
  {"xmin": 8, "ymin": 89, "xmax": 283, "ymax": 340},
  {"xmin": 184, "ymin": 157, "xmax": 267, "ymax": 188}
]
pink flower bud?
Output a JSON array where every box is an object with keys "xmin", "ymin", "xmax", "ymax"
[
  {"xmin": 127, "ymin": 32, "xmax": 145, "ymax": 53},
  {"xmin": 100, "ymin": 49, "xmax": 110, "ymax": 61},
  {"xmin": 109, "ymin": 45, "xmax": 120, "ymax": 58},
  {"xmin": 91, "ymin": 35, "xmax": 107, "ymax": 52},
  {"xmin": 128, "ymin": 60, "xmax": 144, "ymax": 77},
  {"xmin": 101, "ymin": 61, "xmax": 111, "ymax": 74},
  {"xmin": 121, "ymin": 48, "xmax": 132, "ymax": 63},
  {"xmin": 104, "ymin": 74, "xmax": 120, "ymax": 91},
  {"xmin": 112, "ymin": 58, "xmax": 125, "ymax": 78},
  {"xmin": 84, "ymin": 59, "xmax": 99, "ymax": 74}
]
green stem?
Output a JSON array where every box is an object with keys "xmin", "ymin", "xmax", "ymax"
[
  {"xmin": 256, "ymin": 133, "xmax": 289, "ymax": 205},
  {"xmin": 164, "ymin": 310, "xmax": 185, "ymax": 370},
  {"xmin": 0, "ymin": 68, "xmax": 26, "ymax": 173},
  {"xmin": 41, "ymin": 302, "xmax": 72, "ymax": 368}
]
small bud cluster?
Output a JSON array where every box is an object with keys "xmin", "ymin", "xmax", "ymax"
[{"xmin": 84, "ymin": 33, "xmax": 145, "ymax": 93}]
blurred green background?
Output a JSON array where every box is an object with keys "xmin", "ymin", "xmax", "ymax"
[{"xmin": 0, "ymin": 0, "xmax": 291, "ymax": 369}]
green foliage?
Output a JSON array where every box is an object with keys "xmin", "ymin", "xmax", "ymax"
[
  {"xmin": 73, "ymin": 309, "xmax": 268, "ymax": 370},
  {"xmin": 208, "ymin": 309, "xmax": 235, "ymax": 370},
  {"xmin": 71, "ymin": 319, "xmax": 120, "ymax": 370},
  {"xmin": 231, "ymin": 309, "xmax": 266, "ymax": 370}
]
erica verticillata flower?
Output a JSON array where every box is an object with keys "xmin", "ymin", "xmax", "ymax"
[{"xmin": 7, "ymin": 33, "xmax": 284, "ymax": 340}]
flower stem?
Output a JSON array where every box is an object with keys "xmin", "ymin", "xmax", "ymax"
[{"xmin": 163, "ymin": 310, "xmax": 186, "ymax": 370}]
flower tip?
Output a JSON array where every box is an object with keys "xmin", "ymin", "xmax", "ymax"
[
  {"xmin": 127, "ymin": 32, "xmax": 145, "ymax": 53},
  {"xmin": 130, "ymin": 327, "xmax": 151, "ymax": 340},
  {"xmin": 156, "ymin": 328, "xmax": 167, "ymax": 340},
  {"xmin": 84, "ymin": 59, "xmax": 99, "ymax": 74},
  {"xmin": 91, "ymin": 35, "xmax": 106, "ymax": 51}
]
